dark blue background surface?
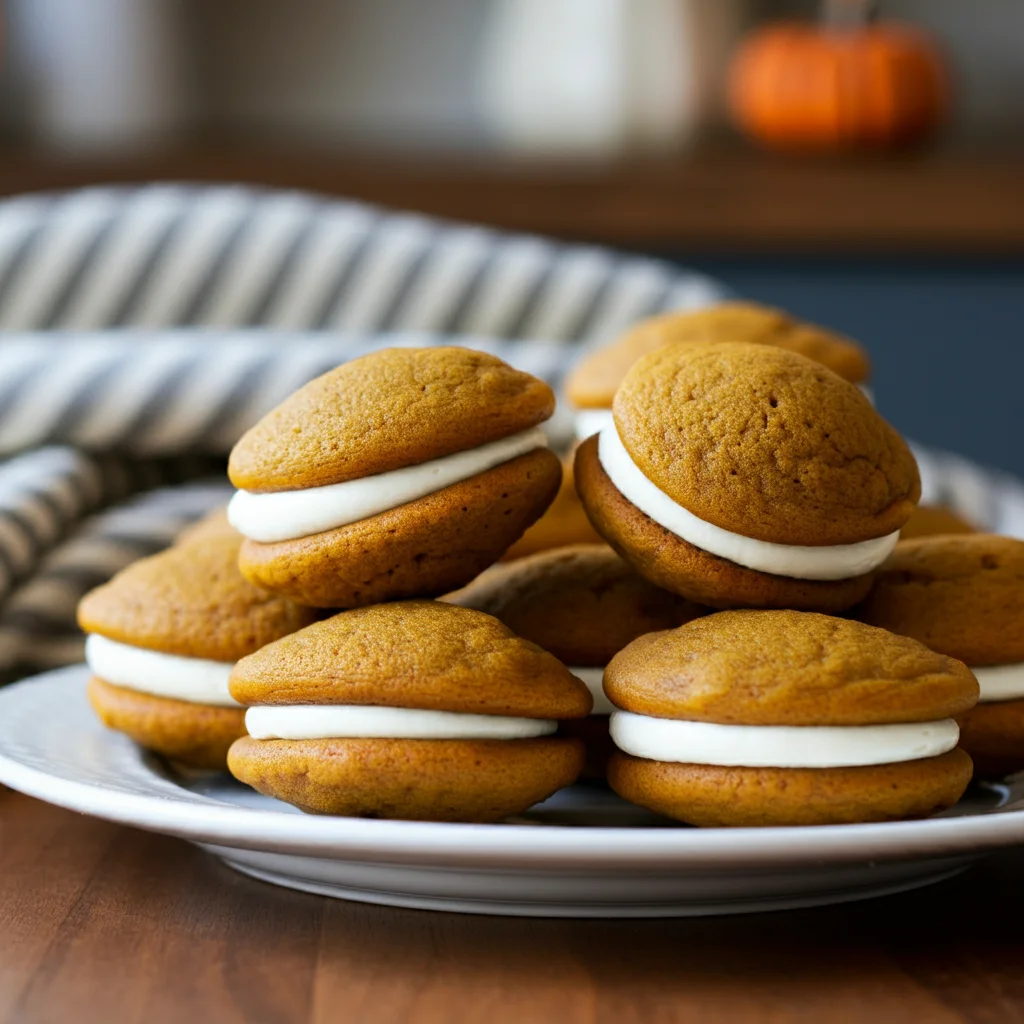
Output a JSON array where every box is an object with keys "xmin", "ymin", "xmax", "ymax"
[{"xmin": 679, "ymin": 257, "xmax": 1024, "ymax": 479}]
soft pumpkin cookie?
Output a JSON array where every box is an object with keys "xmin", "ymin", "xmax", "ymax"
[
  {"xmin": 604, "ymin": 610, "xmax": 977, "ymax": 827},
  {"xmin": 900, "ymin": 505, "xmax": 976, "ymax": 539},
  {"xmin": 857, "ymin": 535, "xmax": 1024, "ymax": 776},
  {"xmin": 78, "ymin": 533, "xmax": 318, "ymax": 769},
  {"xmin": 227, "ymin": 347, "xmax": 561, "ymax": 607},
  {"xmin": 452, "ymin": 544, "xmax": 706, "ymax": 776},
  {"xmin": 227, "ymin": 601, "xmax": 590, "ymax": 820},
  {"xmin": 565, "ymin": 301, "xmax": 870, "ymax": 440},
  {"xmin": 575, "ymin": 341, "xmax": 919, "ymax": 611}
]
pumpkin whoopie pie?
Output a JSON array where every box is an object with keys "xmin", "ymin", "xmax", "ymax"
[
  {"xmin": 501, "ymin": 455, "xmax": 602, "ymax": 561},
  {"xmin": 452, "ymin": 544, "xmax": 706, "ymax": 776},
  {"xmin": 575, "ymin": 341, "xmax": 919, "ymax": 612},
  {"xmin": 227, "ymin": 347, "xmax": 562, "ymax": 607},
  {"xmin": 174, "ymin": 505, "xmax": 235, "ymax": 546},
  {"xmin": 227, "ymin": 601, "xmax": 591, "ymax": 821},
  {"xmin": 605, "ymin": 610, "xmax": 977, "ymax": 827},
  {"xmin": 900, "ymin": 505, "xmax": 976, "ymax": 539},
  {"xmin": 78, "ymin": 533, "xmax": 318, "ymax": 769},
  {"xmin": 857, "ymin": 535, "xmax": 1024, "ymax": 777},
  {"xmin": 565, "ymin": 301, "xmax": 871, "ymax": 442}
]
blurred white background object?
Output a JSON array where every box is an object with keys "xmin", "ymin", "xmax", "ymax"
[{"xmin": 8, "ymin": 0, "xmax": 187, "ymax": 151}]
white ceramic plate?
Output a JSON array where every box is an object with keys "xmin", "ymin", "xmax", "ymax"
[{"xmin": 3, "ymin": 667, "xmax": 1024, "ymax": 918}]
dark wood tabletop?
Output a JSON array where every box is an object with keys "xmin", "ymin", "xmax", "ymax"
[{"xmin": 3, "ymin": 790, "xmax": 1023, "ymax": 1023}]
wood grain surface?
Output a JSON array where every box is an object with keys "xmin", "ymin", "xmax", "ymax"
[
  {"xmin": 2, "ymin": 790, "xmax": 1023, "ymax": 1023},
  {"xmin": 0, "ymin": 143, "xmax": 1021, "ymax": 254}
]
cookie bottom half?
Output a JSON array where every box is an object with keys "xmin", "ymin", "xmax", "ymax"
[
  {"xmin": 957, "ymin": 698, "xmax": 1024, "ymax": 778},
  {"xmin": 607, "ymin": 749, "xmax": 973, "ymax": 827},
  {"xmin": 239, "ymin": 449, "xmax": 562, "ymax": 607},
  {"xmin": 227, "ymin": 735, "xmax": 585, "ymax": 821},
  {"xmin": 88, "ymin": 676, "xmax": 246, "ymax": 770},
  {"xmin": 574, "ymin": 435, "xmax": 874, "ymax": 613},
  {"xmin": 558, "ymin": 715, "xmax": 614, "ymax": 781}
]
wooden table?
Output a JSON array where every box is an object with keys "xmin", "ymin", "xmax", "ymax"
[{"xmin": 2, "ymin": 789, "xmax": 1021, "ymax": 1023}]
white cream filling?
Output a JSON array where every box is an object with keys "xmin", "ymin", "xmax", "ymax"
[
  {"xmin": 85, "ymin": 634, "xmax": 241, "ymax": 708},
  {"xmin": 574, "ymin": 408, "xmax": 615, "ymax": 442},
  {"xmin": 972, "ymin": 663, "xmax": 1024, "ymax": 704},
  {"xmin": 597, "ymin": 424, "xmax": 900, "ymax": 581},
  {"xmin": 244, "ymin": 705, "xmax": 557, "ymax": 741},
  {"xmin": 571, "ymin": 666, "xmax": 615, "ymax": 715},
  {"xmin": 610, "ymin": 711, "xmax": 959, "ymax": 768},
  {"xmin": 228, "ymin": 426, "xmax": 549, "ymax": 543}
]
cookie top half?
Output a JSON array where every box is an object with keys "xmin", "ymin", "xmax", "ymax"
[
  {"xmin": 452, "ymin": 544, "xmax": 706, "ymax": 666},
  {"xmin": 614, "ymin": 342, "xmax": 919, "ymax": 546},
  {"xmin": 229, "ymin": 600, "xmax": 592, "ymax": 718},
  {"xmin": 565, "ymin": 301, "xmax": 870, "ymax": 408},
  {"xmin": 228, "ymin": 347, "xmax": 555, "ymax": 493},
  {"xmin": 605, "ymin": 609, "xmax": 977, "ymax": 726},
  {"xmin": 857, "ymin": 535, "xmax": 1024, "ymax": 666},
  {"xmin": 77, "ymin": 533, "xmax": 319, "ymax": 661}
]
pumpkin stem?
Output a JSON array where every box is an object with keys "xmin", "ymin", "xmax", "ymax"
[{"xmin": 822, "ymin": 0, "xmax": 873, "ymax": 29}]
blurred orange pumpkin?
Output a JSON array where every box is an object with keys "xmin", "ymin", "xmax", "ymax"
[{"xmin": 728, "ymin": 19, "xmax": 948, "ymax": 150}]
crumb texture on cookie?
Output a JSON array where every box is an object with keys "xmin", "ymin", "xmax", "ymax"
[
  {"xmin": 604, "ymin": 609, "xmax": 978, "ymax": 725},
  {"xmin": 228, "ymin": 347, "xmax": 555, "ymax": 492},
  {"xmin": 453, "ymin": 544, "xmax": 705, "ymax": 665},
  {"xmin": 613, "ymin": 342, "xmax": 919, "ymax": 546},
  {"xmin": 229, "ymin": 600, "xmax": 592, "ymax": 718},
  {"xmin": 77, "ymin": 533, "xmax": 318, "ymax": 661},
  {"xmin": 565, "ymin": 301, "xmax": 871, "ymax": 408},
  {"xmin": 857, "ymin": 535, "xmax": 1024, "ymax": 666}
]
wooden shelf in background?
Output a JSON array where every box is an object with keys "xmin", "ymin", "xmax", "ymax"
[{"xmin": 2, "ymin": 143, "xmax": 1022, "ymax": 254}]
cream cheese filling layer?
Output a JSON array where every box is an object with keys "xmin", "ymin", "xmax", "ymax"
[
  {"xmin": 597, "ymin": 424, "xmax": 900, "ymax": 581},
  {"xmin": 972, "ymin": 663, "xmax": 1024, "ymax": 704},
  {"xmin": 244, "ymin": 705, "xmax": 557, "ymax": 741},
  {"xmin": 609, "ymin": 710, "xmax": 959, "ymax": 768},
  {"xmin": 229, "ymin": 426, "xmax": 549, "ymax": 544},
  {"xmin": 574, "ymin": 409, "xmax": 615, "ymax": 442},
  {"xmin": 85, "ymin": 634, "xmax": 241, "ymax": 707},
  {"xmin": 571, "ymin": 667, "xmax": 615, "ymax": 715}
]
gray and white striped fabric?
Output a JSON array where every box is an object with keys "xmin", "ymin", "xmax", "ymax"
[{"xmin": 0, "ymin": 184, "xmax": 1021, "ymax": 684}]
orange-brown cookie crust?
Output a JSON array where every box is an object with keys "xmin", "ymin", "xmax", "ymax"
[
  {"xmin": 956, "ymin": 698, "xmax": 1024, "ymax": 778},
  {"xmin": 557, "ymin": 715, "xmax": 614, "ymax": 781},
  {"xmin": 614, "ymin": 342, "xmax": 918, "ymax": 545},
  {"xmin": 900, "ymin": 505, "xmax": 976, "ymax": 540},
  {"xmin": 856, "ymin": 535, "xmax": 1024, "ymax": 666},
  {"xmin": 88, "ymin": 677, "xmax": 246, "ymax": 771},
  {"xmin": 574, "ymin": 435, "xmax": 875, "ymax": 613},
  {"xmin": 229, "ymin": 600, "xmax": 592, "ymax": 718},
  {"xmin": 229, "ymin": 347, "xmax": 555, "ymax": 492},
  {"xmin": 228, "ymin": 736, "xmax": 584, "ymax": 821},
  {"xmin": 565, "ymin": 302, "xmax": 871, "ymax": 409},
  {"xmin": 238, "ymin": 448, "xmax": 561, "ymax": 609},
  {"xmin": 500, "ymin": 455, "xmax": 602, "ymax": 561},
  {"xmin": 77, "ymin": 533, "xmax": 319, "ymax": 661},
  {"xmin": 608, "ymin": 749, "xmax": 972, "ymax": 827},
  {"xmin": 605, "ymin": 609, "xmax": 978, "ymax": 726},
  {"xmin": 455, "ymin": 543, "xmax": 705, "ymax": 666}
]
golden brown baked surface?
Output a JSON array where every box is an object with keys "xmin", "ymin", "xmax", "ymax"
[
  {"xmin": 565, "ymin": 301, "xmax": 871, "ymax": 408},
  {"xmin": 230, "ymin": 600, "xmax": 592, "ymax": 718},
  {"xmin": 77, "ymin": 533, "xmax": 319, "ymax": 661},
  {"xmin": 608, "ymin": 749, "xmax": 972, "ymax": 827},
  {"xmin": 238, "ymin": 449, "xmax": 561, "ymax": 608},
  {"xmin": 88, "ymin": 677, "xmax": 246, "ymax": 771},
  {"xmin": 856, "ymin": 535, "xmax": 1024, "ymax": 666},
  {"xmin": 613, "ymin": 342, "xmax": 919, "ymax": 546},
  {"xmin": 228, "ymin": 347, "xmax": 555, "ymax": 492},
  {"xmin": 227, "ymin": 736, "xmax": 584, "ymax": 821},
  {"xmin": 605, "ymin": 609, "xmax": 978, "ymax": 725},
  {"xmin": 453, "ymin": 544, "xmax": 705, "ymax": 666},
  {"xmin": 500, "ymin": 454, "xmax": 602, "ymax": 560},
  {"xmin": 900, "ymin": 505, "xmax": 976, "ymax": 540},
  {"xmin": 956, "ymin": 698, "xmax": 1024, "ymax": 778},
  {"xmin": 574, "ymin": 436, "xmax": 875, "ymax": 612}
]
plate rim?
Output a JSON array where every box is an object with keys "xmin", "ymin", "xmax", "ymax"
[{"xmin": 3, "ymin": 667, "xmax": 1024, "ymax": 871}]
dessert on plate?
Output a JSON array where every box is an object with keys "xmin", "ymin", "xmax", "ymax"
[{"xmin": 604, "ymin": 609, "xmax": 977, "ymax": 827}]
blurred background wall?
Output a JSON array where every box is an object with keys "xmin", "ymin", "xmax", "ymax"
[{"xmin": 0, "ymin": 0, "xmax": 1020, "ymax": 474}]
